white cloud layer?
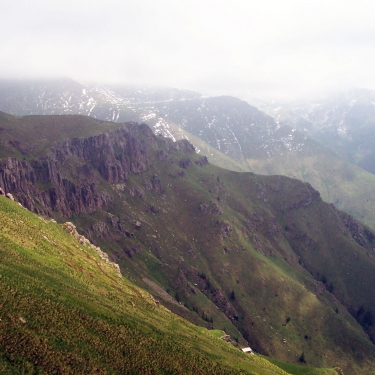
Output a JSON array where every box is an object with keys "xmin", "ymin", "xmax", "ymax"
[{"xmin": 2, "ymin": 0, "xmax": 375, "ymax": 100}]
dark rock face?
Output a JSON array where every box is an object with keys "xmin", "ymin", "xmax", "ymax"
[
  {"xmin": 151, "ymin": 174, "xmax": 163, "ymax": 194},
  {"xmin": 8, "ymin": 139, "xmax": 29, "ymax": 155},
  {"xmin": 54, "ymin": 123, "xmax": 155, "ymax": 183},
  {"xmin": 175, "ymin": 139, "xmax": 195, "ymax": 153},
  {"xmin": 169, "ymin": 169, "xmax": 185, "ymax": 178},
  {"xmin": 217, "ymin": 221, "xmax": 233, "ymax": 241},
  {"xmin": 333, "ymin": 206, "xmax": 375, "ymax": 247},
  {"xmin": 198, "ymin": 201, "xmax": 223, "ymax": 216},
  {"xmin": 143, "ymin": 174, "xmax": 164, "ymax": 194},
  {"xmin": 157, "ymin": 149, "xmax": 174, "ymax": 164},
  {"xmin": 178, "ymin": 158, "xmax": 192, "ymax": 169},
  {"xmin": 195, "ymin": 156, "xmax": 208, "ymax": 166},
  {"xmin": 146, "ymin": 205, "xmax": 159, "ymax": 214},
  {"xmin": 0, "ymin": 157, "xmax": 50, "ymax": 215},
  {"xmin": 123, "ymin": 243, "xmax": 142, "ymax": 258},
  {"xmin": 88, "ymin": 221, "xmax": 111, "ymax": 240},
  {"xmin": 0, "ymin": 123, "xmax": 163, "ymax": 218}
]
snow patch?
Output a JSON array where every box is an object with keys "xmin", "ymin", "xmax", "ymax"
[{"xmin": 141, "ymin": 112, "xmax": 157, "ymax": 122}]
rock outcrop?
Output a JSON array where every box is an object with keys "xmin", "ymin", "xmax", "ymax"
[
  {"xmin": 62, "ymin": 221, "xmax": 122, "ymax": 277},
  {"xmin": 332, "ymin": 205, "xmax": 375, "ymax": 247},
  {"xmin": 0, "ymin": 122, "xmax": 184, "ymax": 218}
]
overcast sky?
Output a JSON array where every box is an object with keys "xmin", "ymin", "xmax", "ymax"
[{"xmin": 2, "ymin": 0, "xmax": 375, "ymax": 100}]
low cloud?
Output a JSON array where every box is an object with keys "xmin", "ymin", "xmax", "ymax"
[{"xmin": 2, "ymin": 0, "xmax": 375, "ymax": 100}]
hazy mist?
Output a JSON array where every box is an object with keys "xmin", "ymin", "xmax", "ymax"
[{"xmin": 2, "ymin": 0, "xmax": 375, "ymax": 100}]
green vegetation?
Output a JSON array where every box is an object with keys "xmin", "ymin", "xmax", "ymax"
[
  {"xmin": 0, "ymin": 111, "xmax": 123, "ymax": 159},
  {"xmin": 154, "ymin": 113, "xmax": 375, "ymax": 231},
  {"xmin": 2, "ymin": 113, "xmax": 375, "ymax": 373},
  {"xmin": 244, "ymin": 147, "xmax": 375, "ymax": 229},
  {"xmin": 0, "ymin": 195, "xmax": 336, "ymax": 374},
  {"xmin": 101, "ymin": 153, "xmax": 375, "ymax": 374},
  {"xmin": 266, "ymin": 358, "xmax": 343, "ymax": 375}
]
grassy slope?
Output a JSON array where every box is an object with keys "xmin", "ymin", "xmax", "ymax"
[
  {"xmin": 84, "ymin": 147, "xmax": 375, "ymax": 374},
  {"xmin": 0, "ymin": 111, "xmax": 123, "ymax": 159},
  {"xmin": 157, "ymin": 115, "xmax": 375, "ymax": 230},
  {"xmin": 0, "ymin": 113, "xmax": 371, "ymax": 373},
  {"xmin": 244, "ymin": 150, "xmax": 375, "ymax": 229},
  {"xmin": 0, "ymin": 195, "xmax": 338, "ymax": 375},
  {"xmin": 221, "ymin": 171, "xmax": 375, "ymax": 371},
  {"xmin": 266, "ymin": 358, "xmax": 343, "ymax": 375}
]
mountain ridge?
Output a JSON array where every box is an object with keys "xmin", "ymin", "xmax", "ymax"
[
  {"xmin": 1, "ymin": 112, "xmax": 375, "ymax": 373},
  {"xmin": 3, "ymin": 79, "xmax": 375, "ymax": 232},
  {"xmin": 256, "ymin": 88, "xmax": 375, "ymax": 174}
]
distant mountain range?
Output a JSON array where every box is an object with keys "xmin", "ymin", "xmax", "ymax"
[
  {"xmin": 257, "ymin": 88, "xmax": 375, "ymax": 174},
  {"xmin": 0, "ymin": 77, "xmax": 307, "ymax": 161},
  {"xmin": 2, "ymin": 78, "xmax": 375, "ymax": 231}
]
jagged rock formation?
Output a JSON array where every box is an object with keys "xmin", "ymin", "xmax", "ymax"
[{"xmin": 0, "ymin": 122, "xmax": 191, "ymax": 217}]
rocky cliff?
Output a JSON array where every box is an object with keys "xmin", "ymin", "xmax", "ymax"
[{"xmin": 0, "ymin": 121, "xmax": 193, "ymax": 218}]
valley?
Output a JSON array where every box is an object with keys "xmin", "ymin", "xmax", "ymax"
[
  {"xmin": 3, "ymin": 1, "xmax": 375, "ymax": 373},
  {"xmin": 1, "ymin": 112, "xmax": 375, "ymax": 373}
]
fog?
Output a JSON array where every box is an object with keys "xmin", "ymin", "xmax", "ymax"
[{"xmin": 2, "ymin": 0, "xmax": 375, "ymax": 100}]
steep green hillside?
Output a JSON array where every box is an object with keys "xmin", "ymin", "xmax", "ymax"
[
  {"xmin": 148, "ymin": 113, "xmax": 375, "ymax": 230},
  {"xmin": 243, "ymin": 137, "xmax": 375, "ymax": 229},
  {"xmin": 113, "ymin": 157, "xmax": 375, "ymax": 374},
  {"xmin": 0, "ymin": 194, "xmax": 329, "ymax": 375},
  {"xmin": 1, "ymin": 113, "xmax": 375, "ymax": 373},
  {"xmin": 137, "ymin": 96, "xmax": 375, "ymax": 230}
]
